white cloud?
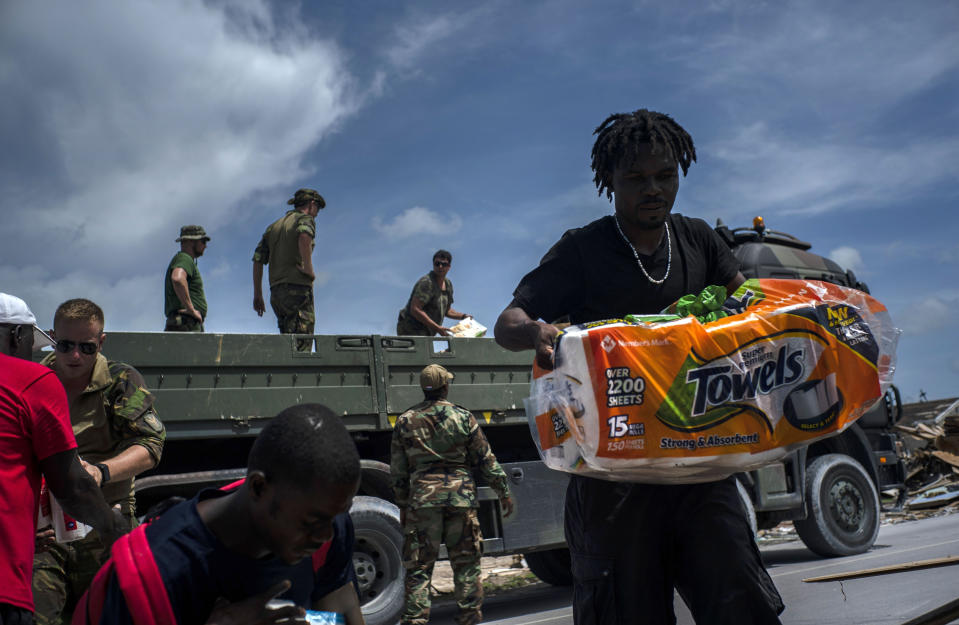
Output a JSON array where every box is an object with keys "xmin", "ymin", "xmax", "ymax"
[
  {"xmin": 828, "ymin": 246, "xmax": 863, "ymax": 273},
  {"xmin": 0, "ymin": 0, "xmax": 359, "ymax": 276},
  {"xmin": 371, "ymin": 206, "xmax": 463, "ymax": 238},
  {"xmin": 702, "ymin": 123, "xmax": 959, "ymax": 217},
  {"xmin": 0, "ymin": 264, "xmax": 156, "ymax": 332},
  {"xmin": 387, "ymin": 14, "xmax": 462, "ymax": 69},
  {"xmin": 896, "ymin": 294, "xmax": 958, "ymax": 336}
]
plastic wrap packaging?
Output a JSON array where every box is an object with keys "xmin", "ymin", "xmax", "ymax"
[
  {"xmin": 526, "ymin": 279, "xmax": 899, "ymax": 484},
  {"xmin": 450, "ymin": 317, "xmax": 487, "ymax": 338},
  {"xmin": 37, "ymin": 481, "xmax": 93, "ymax": 543}
]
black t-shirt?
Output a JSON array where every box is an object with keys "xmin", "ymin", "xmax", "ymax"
[
  {"xmin": 512, "ymin": 213, "xmax": 740, "ymax": 323},
  {"xmin": 98, "ymin": 488, "xmax": 356, "ymax": 625}
]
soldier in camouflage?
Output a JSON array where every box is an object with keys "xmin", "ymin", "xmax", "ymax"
[
  {"xmin": 32, "ymin": 299, "xmax": 165, "ymax": 625},
  {"xmin": 252, "ymin": 188, "xmax": 325, "ymax": 351},
  {"xmin": 396, "ymin": 250, "xmax": 472, "ymax": 336},
  {"xmin": 390, "ymin": 364, "xmax": 514, "ymax": 625}
]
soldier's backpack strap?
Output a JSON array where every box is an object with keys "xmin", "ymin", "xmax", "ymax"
[{"xmin": 72, "ymin": 524, "xmax": 176, "ymax": 625}]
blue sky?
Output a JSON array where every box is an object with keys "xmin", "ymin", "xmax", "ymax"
[{"xmin": 1, "ymin": 0, "xmax": 957, "ymax": 402}]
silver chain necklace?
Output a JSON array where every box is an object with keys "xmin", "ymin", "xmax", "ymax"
[{"xmin": 613, "ymin": 216, "xmax": 671, "ymax": 285}]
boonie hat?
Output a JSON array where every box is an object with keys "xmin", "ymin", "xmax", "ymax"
[
  {"xmin": 420, "ymin": 364, "xmax": 454, "ymax": 391},
  {"xmin": 287, "ymin": 188, "xmax": 326, "ymax": 208},
  {"xmin": 176, "ymin": 225, "xmax": 210, "ymax": 242},
  {"xmin": 0, "ymin": 293, "xmax": 56, "ymax": 350}
]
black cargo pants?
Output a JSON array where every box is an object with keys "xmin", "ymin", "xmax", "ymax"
[{"xmin": 565, "ymin": 475, "xmax": 784, "ymax": 625}]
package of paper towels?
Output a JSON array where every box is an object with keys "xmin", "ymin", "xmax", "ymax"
[{"xmin": 525, "ymin": 278, "xmax": 899, "ymax": 483}]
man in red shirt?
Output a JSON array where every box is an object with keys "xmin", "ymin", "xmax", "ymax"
[{"xmin": 0, "ymin": 293, "xmax": 125, "ymax": 624}]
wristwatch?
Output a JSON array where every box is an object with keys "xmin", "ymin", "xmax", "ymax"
[{"xmin": 94, "ymin": 462, "xmax": 111, "ymax": 484}]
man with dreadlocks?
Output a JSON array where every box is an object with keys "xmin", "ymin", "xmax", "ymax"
[{"xmin": 494, "ymin": 109, "xmax": 784, "ymax": 624}]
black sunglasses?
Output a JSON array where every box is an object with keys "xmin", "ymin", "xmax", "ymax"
[
  {"xmin": 433, "ymin": 260, "xmax": 450, "ymax": 267},
  {"xmin": 55, "ymin": 339, "xmax": 98, "ymax": 355}
]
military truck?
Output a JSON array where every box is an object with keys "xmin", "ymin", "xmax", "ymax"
[
  {"xmin": 714, "ymin": 218, "xmax": 906, "ymax": 556},
  {"xmin": 102, "ymin": 217, "xmax": 903, "ymax": 625}
]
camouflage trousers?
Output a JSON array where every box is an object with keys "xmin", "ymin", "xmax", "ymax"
[
  {"xmin": 270, "ymin": 283, "xmax": 315, "ymax": 351},
  {"xmin": 402, "ymin": 506, "xmax": 483, "ymax": 625},
  {"xmin": 164, "ymin": 313, "xmax": 204, "ymax": 332},
  {"xmin": 32, "ymin": 515, "xmax": 137, "ymax": 625}
]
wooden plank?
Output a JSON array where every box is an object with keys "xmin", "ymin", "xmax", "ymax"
[{"xmin": 802, "ymin": 555, "xmax": 959, "ymax": 583}]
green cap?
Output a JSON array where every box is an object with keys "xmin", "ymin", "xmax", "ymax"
[
  {"xmin": 176, "ymin": 225, "xmax": 210, "ymax": 242},
  {"xmin": 287, "ymin": 188, "xmax": 326, "ymax": 208}
]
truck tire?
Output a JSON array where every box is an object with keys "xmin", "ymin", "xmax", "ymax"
[
  {"xmin": 735, "ymin": 478, "xmax": 758, "ymax": 540},
  {"xmin": 350, "ymin": 496, "xmax": 404, "ymax": 625},
  {"xmin": 523, "ymin": 548, "xmax": 573, "ymax": 586},
  {"xmin": 794, "ymin": 454, "xmax": 880, "ymax": 557}
]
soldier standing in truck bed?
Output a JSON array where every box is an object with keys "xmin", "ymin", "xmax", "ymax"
[
  {"xmin": 163, "ymin": 225, "xmax": 209, "ymax": 332},
  {"xmin": 33, "ymin": 298, "xmax": 165, "ymax": 625},
  {"xmin": 252, "ymin": 188, "xmax": 325, "ymax": 350},
  {"xmin": 396, "ymin": 249, "xmax": 472, "ymax": 336},
  {"xmin": 390, "ymin": 364, "xmax": 514, "ymax": 625}
]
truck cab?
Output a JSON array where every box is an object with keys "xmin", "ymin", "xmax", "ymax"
[{"xmin": 717, "ymin": 217, "xmax": 906, "ymax": 556}]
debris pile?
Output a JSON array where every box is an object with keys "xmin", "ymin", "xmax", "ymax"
[{"xmin": 896, "ymin": 399, "xmax": 959, "ymax": 512}]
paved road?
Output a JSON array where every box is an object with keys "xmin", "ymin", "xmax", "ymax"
[{"xmin": 429, "ymin": 511, "xmax": 959, "ymax": 624}]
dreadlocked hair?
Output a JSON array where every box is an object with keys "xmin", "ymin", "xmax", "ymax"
[{"xmin": 590, "ymin": 108, "xmax": 696, "ymax": 201}]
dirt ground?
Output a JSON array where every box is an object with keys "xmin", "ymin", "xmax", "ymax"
[{"xmin": 430, "ymin": 554, "xmax": 538, "ymax": 596}]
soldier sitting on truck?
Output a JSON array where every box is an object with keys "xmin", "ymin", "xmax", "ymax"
[
  {"xmin": 33, "ymin": 298, "xmax": 166, "ymax": 625},
  {"xmin": 494, "ymin": 108, "xmax": 784, "ymax": 624},
  {"xmin": 74, "ymin": 404, "xmax": 366, "ymax": 625},
  {"xmin": 390, "ymin": 364, "xmax": 514, "ymax": 625},
  {"xmin": 396, "ymin": 250, "xmax": 472, "ymax": 336}
]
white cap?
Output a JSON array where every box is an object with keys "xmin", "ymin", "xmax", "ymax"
[{"xmin": 0, "ymin": 293, "xmax": 56, "ymax": 350}]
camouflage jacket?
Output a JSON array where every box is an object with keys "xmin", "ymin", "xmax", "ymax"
[
  {"xmin": 396, "ymin": 272, "xmax": 453, "ymax": 332},
  {"xmin": 390, "ymin": 399, "xmax": 510, "ymax": 509},
  {"xmin": 41, "ymin": 353, "xmax": 165, "ymax": 513}
]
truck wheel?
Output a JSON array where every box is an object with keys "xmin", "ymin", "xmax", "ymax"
[
  {"xmin": 523, "ymin": 548, "xmax": 573, "ymax": 586},
  {"xmin": 735, "ymin": 478, "xmax": 758, "ymax": 540},
  {"xmin": 794, "ymin": 454, "xmax": 880, "ymax": 557},
  {"xmin": 350, "ymin": 496, "xmax": 405, "ymax": 625}
]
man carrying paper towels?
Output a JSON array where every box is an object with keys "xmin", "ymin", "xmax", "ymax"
[{"xmin": 494, "ymin": 109, "xmax": 784, "ymax": 624}]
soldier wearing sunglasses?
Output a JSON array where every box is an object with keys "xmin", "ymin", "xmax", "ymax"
[
  {"xmin": 0, "ymin": 293, "xmax": 126, "ymax": 625},
  {"xmin": 396, "ymin": 249, "xmax": 472, "ymax": 337},
  {"xmin": 33, "ymin": 299, "xmax": 166, "ymax": 625}
]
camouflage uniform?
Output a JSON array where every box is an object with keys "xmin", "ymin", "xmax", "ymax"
[
  {"xmin": 396, "ymin": 273, "xmax": 453, "ymax": 336},
  {"xmin": 390, "ymin": 398, "xmax": 511, "ymax": 625},
  {"xmin": 253, "ymin": 198, "xmax": 320, "ymax": 350},
  {"xmin": 33, "ymin": 354, "xmax": 165, "ymax": 625}
]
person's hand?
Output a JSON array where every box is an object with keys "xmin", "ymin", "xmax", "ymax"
[
  {"xmin": 501, "ymin": 496, "xmax": 515, "ymax": 519},
  {"xmin": 253, "ymin": 295, "xmax": 266, "ymax": 317},
  {"xmin": 97, "ymin": 506, "xmax": 129, "ymax": 550},
  {"xmin": 205, "ymin": 580, "xmax": 304, "ymax": 625},
  {"xmin": 438, "ymin": 327, "xmax": 453, "ymax": 337},
  {"xmin": 463, "ymin": 313, "xmax": 473, "ymax": 320},
  {"xmin": 296, "ymin": 264, "xmax": 316, "ymax": 281},
  {"xmin": 79, "ymin": 459, "xmax": 103, "ymax": 487},
  {"xmin": 179, "ymin": 307, "xmax": 203, "ymax": 322},
  {"xmin": 35, "ymin": 527, "xmax": 56, "ymax": 553},
  {"xmin": 530, "ymin": 322, "xmax": 560, "ymax": 370}
]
